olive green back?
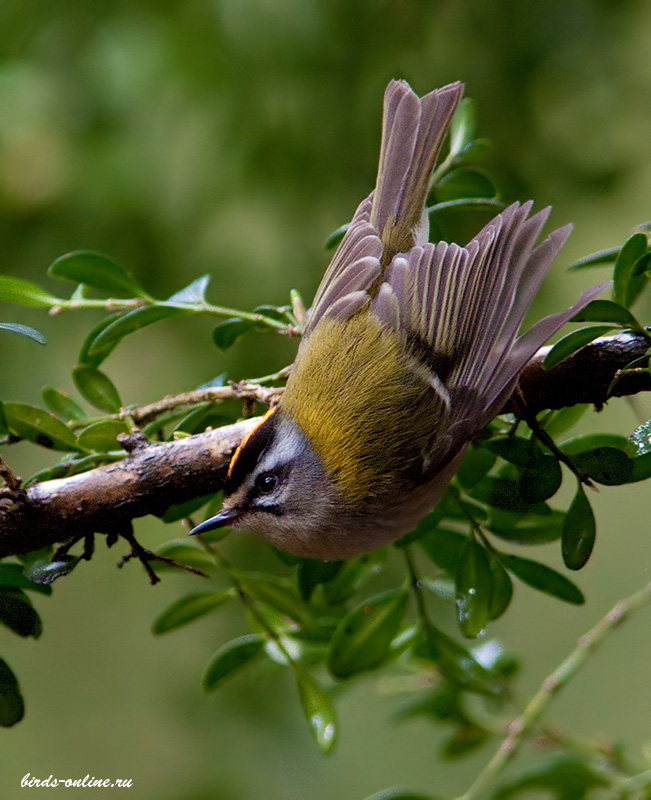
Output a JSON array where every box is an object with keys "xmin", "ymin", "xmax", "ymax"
[{"xmin": 281, "ymin": 312, "xmax": 448, "ymax": 506}]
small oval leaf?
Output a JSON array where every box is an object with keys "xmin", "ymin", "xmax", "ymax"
[
  {"xmin": 202, "ymin": 634, "xmax": 265, "ymax": 691},
  {"xmin": 419, "ymin": 527, "xmax": 467, "ymax": 574},
  {"xmin": 73, "ymin": 366, "xmax": 122, "ymax": 413},
  {"xmin": 456, "ymin": 540, "xmax": 492, "ymax": 638},
  {"xmin": 212, "ymin": 318, "xmax": 257, "ymax": 350},
  {"xmin": 296, "ymin": 670, "xmax": 337, "ymax": 753},
  {"xmin": 0, "ymin": 658, "xmax": 25, "ymax": 727},
  {"xmin": 569, "ymin": 247, "xmax": 619, "ymax": 270},
  {"xmin": 327, "ymin": 589, "xmax": 408, "ymax": 679},
  {"xmin": 0, "ymin": 322, "xmax": 46, "ymax": 344},
  {"xmin": 152, "ymin": 540, "xmax": 216, "ymax": 570},
  {"xmin": 48, "ymin": 251, "xmax": 146, "ymax": 297},
  {"xmin": 78, "ymin": 313, "xmax": 123, "ymax": 367},
  {"xmin": 87, "ymin": 304, "xmax": 192, "ymax": 357},
  {"xmin": 487, "ymin": 557, "xmax": 513, "ymax": 621},
  {"xmin": 241, "ymin": 576, "xmax": 315, "ymax": 630},
  {"xmin": 413, "ymin": 626, "xmax": 502, "ymax": 696},
  {"xmin": 543, "ymin": 325, "xmax": 614, "ymax": 370},
  {"xmin": 3, "ymin": 402, "xmax": 80, "ymax": 451},
  {"xmin": 571, "ymin": 446, "xmax": 633, "ymax": 485},
  {"xmin": 152, "ymin": 590, "xmax": 234, "ymax": 634},
  {"xmin": 167, "ymin": 275, "xmax": 211, "ymax": 305},
  {"xmin": 449, "ymin": 98, "xmax": 476, "ymax": 156},
  {"xmin": 613, "ymin": 232, "xmax": 648, "ymax": 308},
  {"xmin": 23, "ymin": 556, "xmax": 81, "ymax": 585},
  {"xmin": 42, "ymin": 387, "xmax": 89, "ymax": 422},
  {"xmin": 77, "ymin": 419, "xmax": 130, "ymax": 452},
  {"xmin": 0, "ymin": 588, "xmax": 42, "ymax": 637},
  {"xmin": 0, "ymin": 564, "xmax": 52, "ymax": 595},
  {"xmin": 570, "ymin": 299, "xmax": 641, "ymax": 328},
  {"xmin": 562, "ymin": 486, "xmax": 596, "ymax": 570},
  {"xmin": 0, "ymin": 275, "xmax": 62, "ymax": 308},
  {"xmin": 499, "ymin": 554, "xmax": 584, "ymax": 604},
  {"xmin": 435, "ymin": 168, "xmax": 496, "ymax": 202}
]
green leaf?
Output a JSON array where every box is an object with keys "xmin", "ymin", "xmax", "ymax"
[
  {"xmin": 42, "ymin": 387, "xmax": 88, "ymax": 421},
  {"xmin": 435, "ymin": 168, "xmax": 496, "ymax": 202},
  {"xmin": 499, "ymin": 554, "xmax": 584, "ymax": 604},
  {"xmin": 628, "ymin": 418, "xmax": 651, "ymax": 455},
  {"xmin": 453, "ymin": 138, "xmax": 491, "ymax": 167},
  {"xmin": 473, "ymin": 476, "xmax": 534, "ymax": 513},
  {"xmin": 77, "ymin": 313, "xmax": 123, "ymax": 367},
  {"xmin": 456, "ymin": 446, "xmax": 497, "ymax": 488},
  {"xmin": 560, "ymin": 432, "xmax": 632, "ymax": 455},
  {"xmin": 414, "ymin": 626, "xmax": 502, "ymax": 696},
  {"xmin": 492, "ymin": 753, "xmax": 609, "ymax": 799},
  {"xmin": 0, "ymin": 322, "xmax": 46, "ymax": 344},
  {"xmin": 324, "ymin": 223, "xmax": 349, "ymax": 250},
  {"xmin": 449, "ymin": 98, "xmax": 476, "ymax": 156},
  {"xmin": 0, "ymin": 588, "xmax": 42, "ymax": 637},
  {"xmin": 0, "ymin": 275, "xmax": 62, "ymax": 308},
  {"xmin": 0, "ymin": 563, "xmax": 52, "ymax": 595},
  {"xmin": 202, "ymin": 634, "xmax": 265, "ymax": 691},
  {"xmin": 327, "ymin": 589, "xmax": 408, "ymax": 679},
  {"xmin": 484, "ymin": 436, "xmax": 546, "ymax": 469},
  {"xmin": 613, "ymin": 232, "xmax": 648, "ymax": 308},
  {"xmin": 241, "ymin": 576, "xmax": 315, "ymax": 630},
  {"xmin": 3, "ymin": 402, "xmax": 80, "ymax": 451},
  {"xmin": 167, "ymin": 275, "xmax": 211, "ymax": 305},
  {"xmin": 570, "ymin": 298, "xmax": 641, "ymax": 328},
  {"xmin": 152, "ymin": 540, "xmax": 216, "ymax": 570},
  {"xmin": 543, "ymin": 325, "xmax": 614, "ymax": 370},
  {"xmin": 456, "ymin": 539, "xmax": 492, "ymax": 638},
  {"xmin": 419, "ymin": 528, "xmax": 467, "ymax": 574},
  {"xmin": 319, "ymin": 550, "xmax": 388, "ymax": 606},
  {"xmin": 87, "ymin": 304, "xmax": 192, "ymax": 357},
  {"xmin": 48, "ymin": 251, "xmax": 147, "ymax": 298},
  {"xmin": 76, "ymin": 419, "xmax": 130, "ymax": 452},
  {"xmin": 212, "ymin": 318, "xmax": 257, "ymax": 350},
  {"xmin": 562, "ymin": 486, "xmax": 596, "ymax": 570},
  {"xmin": 297, "ymin": 559, "xmax": 344, "ymax": 601},
  {"xmin": 72, "ymin": 365, "xmax": 122, "ymax": 413},
  {"xmin": 571, "ymin": 446, "xmax": 633, "ymax": 485},
  {"xmin": 152, "ymin": 590, "xmax": 235, "ymax": 634},
  {"xmin": 488, "ymin": 508, "xmax": 565, "ymax": 545},
  {"xmin": 363, "ymin": 791, "xmax": 436, "ymax": 800},
  {"xmin": 296, "ymin": 670, "xmax": 337, "ymax": 754},
  {"xmin": 23, "ymin": 556, "xmax": 81, "ymax": 585},
  {"xmin": 159, "ymin": 494, "xmax": 215, "ymax": 524},
  {"xmin": 0, "ymin": 658, "xmax": 24, "ymax": 727},
  {"xmin": 543, "ymin": 404, "xmax": 589, "ymax": 437},
  {"xmin": 428, "ymin": 198, "xmax": 503, "ymax": 216},
  {"xmin": 487, "ymin": 557, "xmax": 513, "ymax": 621},
  {"xmin": 569, "ymin": 247, "xmax": 619, "ymax": 270}
]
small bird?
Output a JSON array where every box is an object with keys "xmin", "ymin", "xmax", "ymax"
[{"xmin": 191, "ymin": 80, "xmax": 605, "ymax": 560}]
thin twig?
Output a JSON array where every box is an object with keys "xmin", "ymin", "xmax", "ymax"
[{"xmin": 456, "ymin": 580, "xmax": 651, "ymax": 800}]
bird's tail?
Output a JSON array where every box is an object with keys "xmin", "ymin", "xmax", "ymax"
[{"xmin": 371, "ymin": 79, "xmax": 464, "ymax": 265}]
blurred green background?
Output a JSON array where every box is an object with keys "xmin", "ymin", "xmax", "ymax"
[{"xmin": 2, "ymin": 1, "xmax": 651, "ymax": 798}]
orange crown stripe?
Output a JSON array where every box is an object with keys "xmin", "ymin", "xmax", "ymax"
[{"xmin": 227, "ymin": 407, "xmax": 277, "ymax": 479}]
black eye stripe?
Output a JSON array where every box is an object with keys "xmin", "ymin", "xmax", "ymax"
[{"xmin": 225, "ymin": 409, "xmax": 279, "ymax": 495}]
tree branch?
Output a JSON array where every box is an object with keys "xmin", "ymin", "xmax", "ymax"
[{"xmin": 0, "ymin": 332, "xmax": 649, "ymax": 560}]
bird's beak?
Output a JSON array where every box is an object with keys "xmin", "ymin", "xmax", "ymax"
[{"xmin": 190, "ymin": 507, "xmax": 239, "ymax": 537}]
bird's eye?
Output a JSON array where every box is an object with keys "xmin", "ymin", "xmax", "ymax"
[{"xmin": 256, "ymin": 472, "xmax": 278, "ymax": 494}]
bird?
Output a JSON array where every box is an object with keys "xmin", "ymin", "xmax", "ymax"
[{"xmin": 190, "ymin": 79, "xmax": 606, "ymax": 560}]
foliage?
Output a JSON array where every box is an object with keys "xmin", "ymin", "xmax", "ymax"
[{"xmin": 1, "ymin": 96, "xmax": 651, "ymax": 800}]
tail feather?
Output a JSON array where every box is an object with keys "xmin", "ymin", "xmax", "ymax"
[{"xmin": 371, "ymin": 80, "xmax": 464, "ymax": 263}]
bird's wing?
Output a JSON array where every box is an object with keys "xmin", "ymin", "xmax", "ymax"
[{"xmin": 371, "ymin": 201, "xmax": 608, "ymax": 428}]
